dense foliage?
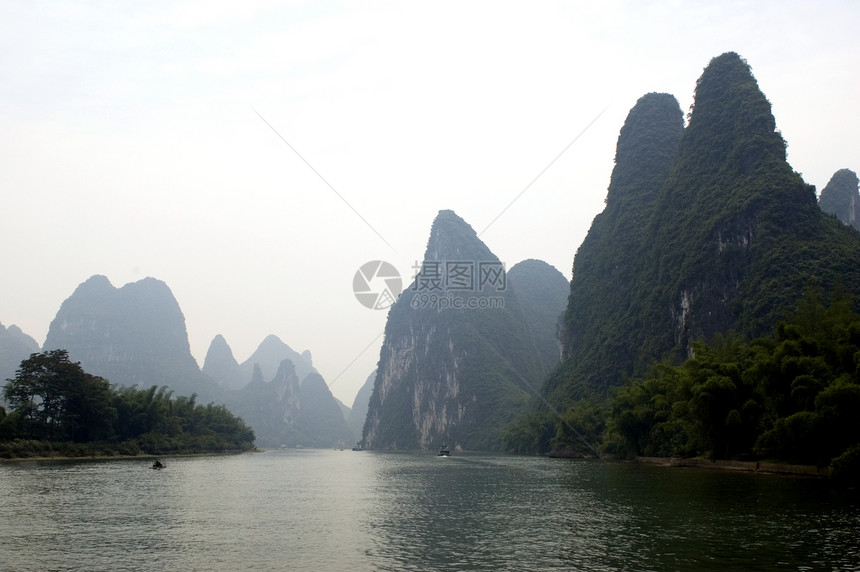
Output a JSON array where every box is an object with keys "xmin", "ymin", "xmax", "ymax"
[
  {"xmin": 548, "ymin": 54, "xmax": 860, "ymax": 409},
  {"xmin": 509, "ymin": 54, "xmax": 860, "ymax": 468},
  {"xmin": 508, "ymin": 290, "xmax": 860, "ymax": 479},
  {"xmin": 543, "ymin": 52, "xmax": 860, "ymax": 409},
  {"xmin": 548, "ymin": 92, "xmax": 685, "ymax": 403},
  {"xmin": 1, "ymin": 350, "xmax": 255, "ymax": 457},
  {"xmin": 602, "ymin": 289, "xmax": 860, "ymax": 477}
]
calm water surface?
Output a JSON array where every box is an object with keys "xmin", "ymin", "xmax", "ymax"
[{"xmin": 0, "ymin": 450, "xmax": 857, "ymax": 571}]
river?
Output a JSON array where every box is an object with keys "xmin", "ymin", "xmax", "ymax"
[{"xmin": 0, "ymin": 449, "xmax": 857, "ymax": 571}]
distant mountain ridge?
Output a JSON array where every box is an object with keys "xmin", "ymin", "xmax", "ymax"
[
  {"xmin": 226, "ymin": 359, "xmax": 354, "ymax": 448},
  {"xmin": 203, "ymin": 333, "xmax": 349, "ymax": 447},
  {"xmin": 0, "ymin": 322, "xmax": 40, "ymax": 384},
  {"xmin": 236, "ymin": 335, "xmax": 315, "ymax": 386},
  {"xmin": 202, "ymin": 333, "xmax": 316, "ymax": 392},
  {"xmin": 35, "ymin": 274, "xmax": 349, "ymax": 449},
  {"xmin": 43, "ymin": 275, "xmax": 221, "ymax": 402}
]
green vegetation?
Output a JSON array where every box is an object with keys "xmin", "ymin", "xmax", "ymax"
[
  {"xmin": 508, "ymin": 55, "xmax": 860, "ymax": 480},
  {"xmin": 363, "ymin": 210, "xmax": 544, "ymax": 451},
  {"xmin": 1, "ymin": 349, "xmax": 255, "ymax": 458},
  {"xmin": 604, "ymin": 288, "xmax": 860, "ymax": 477},
  {"xmin": 511, "ymin": 290, "xmax": 860, "ymax": 480},
  {"xmin": 548, "ymin": 54, "xmax": 860, "ymax": 409},
  {"xmin": 548, "ymin": 92, "xmax": 685, "ymax": 403}
]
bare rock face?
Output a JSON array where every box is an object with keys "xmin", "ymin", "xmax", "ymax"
[{"xmin": 362, "ymin": 210, "xmax": 543, "ymax": 451}]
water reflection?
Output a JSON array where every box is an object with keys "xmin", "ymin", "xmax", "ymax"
[{"xmin": 0, "ymin": 452, "xmax": 857, "ymax": 571}]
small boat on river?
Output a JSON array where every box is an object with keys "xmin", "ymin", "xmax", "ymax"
[
  {"xmin": 152, "ymin": 460, "xmax": 166, "ymax": 470},
  {"xmin": 438, "ymin": 445, "xmax": 450, "ymax": 457}
]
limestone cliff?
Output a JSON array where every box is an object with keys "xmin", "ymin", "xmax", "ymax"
[{"xmin": 363, "ymin": 210, "xmax": 541, "ymax": 451}]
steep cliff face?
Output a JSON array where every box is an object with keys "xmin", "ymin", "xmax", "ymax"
[
  {"xmin": 548, "ymin": 52, "xmax": 860, "ymax": 404},
  {"xmin": 548, "ymin": 92, "xmax": 684, "ymax": 400},
  {"xmin": 0, "ymin": 322, "xmax": 40, "ymax": 384},
  {"xmin": 363, "ymin": 210, "xmax": 541, "ymax": 451},
  {"xmin": 43, "ymin": 275, "xmax": 220, "ymax": 402},
  {"xmin": 819, "ymin": 169, "xmax": 860, "ymax": 230},
  {"xmin": 643, "ymin": 53, "xmax": 860, "ymax": 355},
  {"xmin": 202, "ymin": 334, "xmax": 244, "ymax": 390}
]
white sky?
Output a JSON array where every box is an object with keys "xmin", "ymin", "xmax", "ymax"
[{"xmin": 1, "ymin": 1, "xmax": 858, "ymax": 406}]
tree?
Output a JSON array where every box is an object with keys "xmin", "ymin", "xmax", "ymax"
[{"xmin": 3, "ymin": 350, "xmax": 116, "ymax": 441}]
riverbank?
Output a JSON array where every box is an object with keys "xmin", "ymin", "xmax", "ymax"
[
  {"xmin": 0, "ymin": 438, "xmax": 257, "ymax": 462},
  {"xmin": 636, "ymin": 456, "xmax": 831, "ymax": 477},
  {"xmin": 0, "ymin": 449, "xmax": 256, "ymax": 463}
]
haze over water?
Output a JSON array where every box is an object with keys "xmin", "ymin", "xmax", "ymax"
[{"xmin": 0, "ymin": 450, "xmax": 857, "ymax": 571}]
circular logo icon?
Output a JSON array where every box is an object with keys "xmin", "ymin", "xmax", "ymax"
[{"xmin": 353, "ymin": 260, "xmax": 403, "ymax": 310}]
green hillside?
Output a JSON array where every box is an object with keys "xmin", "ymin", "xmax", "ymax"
[{"xmin": 526, "ymin": 53, "xmax": 860, "ymax": 455}]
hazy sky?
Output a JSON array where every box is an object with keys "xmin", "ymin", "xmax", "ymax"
[{"xmin": 1, "ymin": 1, "xmax": 858, "ymax": 406}]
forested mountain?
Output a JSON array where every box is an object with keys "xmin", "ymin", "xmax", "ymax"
[
  {"xmin": 819, "ymin": 169, "xmax": 860, "ymax": 231},
  {"xmin": 507, "ymin": 260, "xmax": 572, "ymax": 378},
  {"xmin": 544, "ymin": 53, "xmax": 860, "ymax": 409},
  {"xmin": 0, "ymin": 322, "xmax": 39, "ymax": 384},
  {"xmin": 43, "ymin": 275, "xmax": 222, "ymax": 403},
  {"xmin": 362, "ymin": 210, "xmax": 543, "ymax": 451}
]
